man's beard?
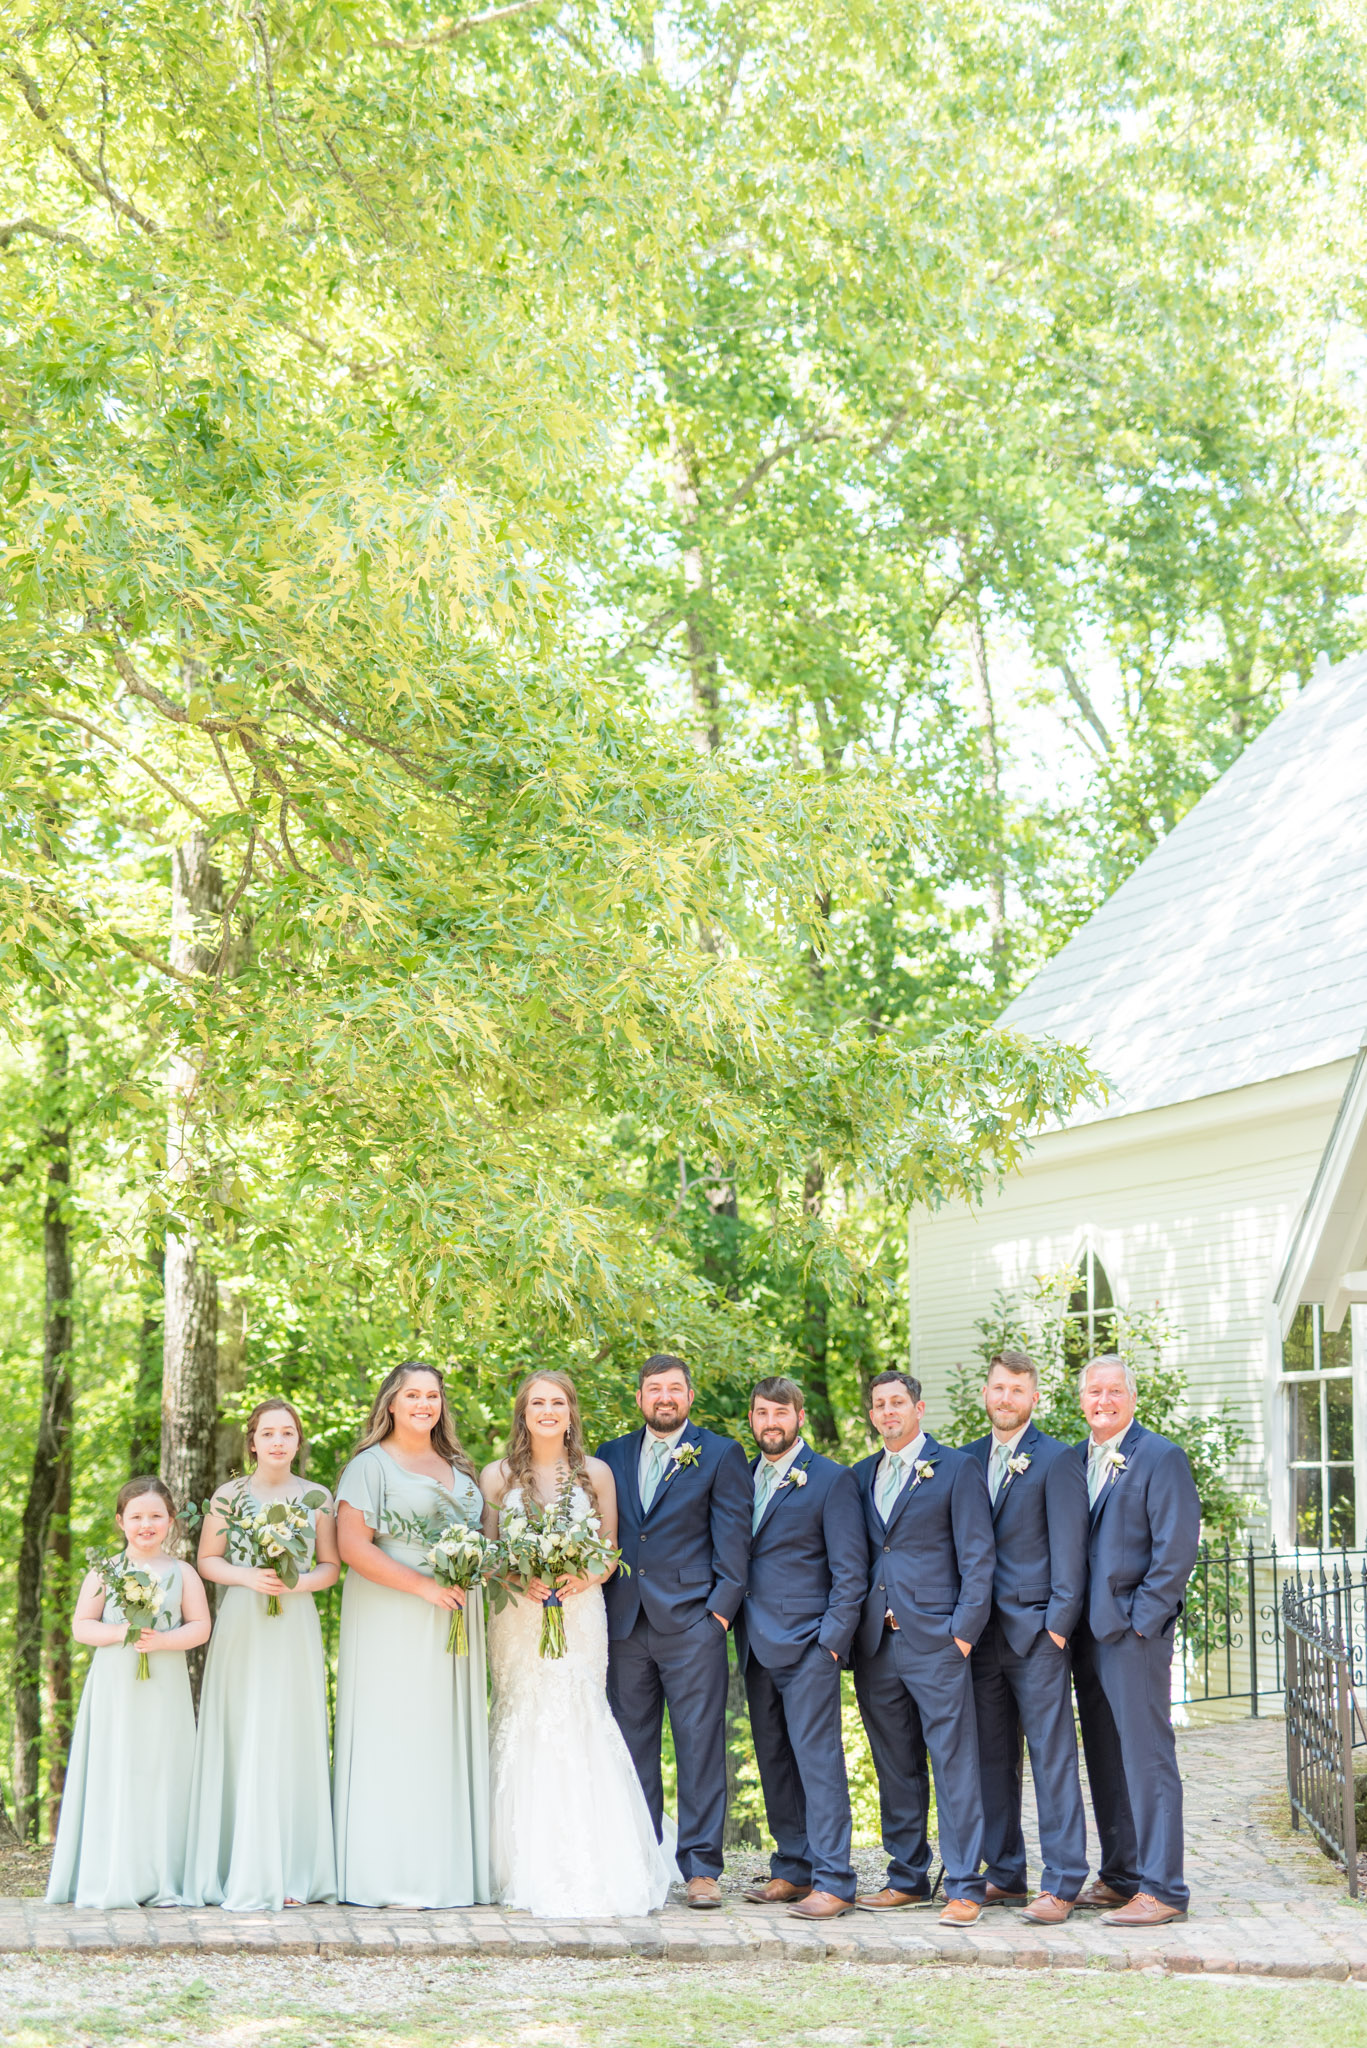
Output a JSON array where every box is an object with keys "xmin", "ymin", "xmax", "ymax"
[{"xmin": 756, "ymin": 1425, "xmax": 800, "ymax": 1457}]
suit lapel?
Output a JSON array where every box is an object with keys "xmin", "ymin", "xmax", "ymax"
[
  {"xmin": 1089, "ymin": 1420, "xmax": 1141, "ymax": 1531},
  {"xmin": 756, "ymin": 1441, "xmax": 813, "ymax": 1535},
  {"xmin": 992, "ymin": 1422, "xmax": 1039, "ymax": 1523},
  {"xmin": 882, "ymin": 1433, "xmax": 939, "ymax": 1539},
  {"xmin": 643, "ymin": 1420, "xmax": 701, "ymax": 1522}
]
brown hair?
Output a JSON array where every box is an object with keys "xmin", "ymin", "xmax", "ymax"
[
  {"xmin": 987, "ymin": 1349, "xmax": 1039, "ymax": 1389},
  {"xmin": 115, "ymin": 1475, "xmax": 177, "ymax": 1528},
  {"xmin": 750, "ymin": 1375, "xmax": 805, "ymax": 1413},
  {"xmin": 637, "ymin": 1352, "xmax": 693, "ymax": 1392},
  {"xmin": 245, "ymin": 1397, "xmax": 308, "ymax": 1469},
  {"xmin": 353, "ymin": 1361, "xmax": 478, "ymax": 1483},
  {"xmin": 868, "ymin": 1369, "xmax": 922, "ymax": 1404},
  {"xmin": 503, "ymin": 1371, "xmax": 598, "ymax": 1513}
]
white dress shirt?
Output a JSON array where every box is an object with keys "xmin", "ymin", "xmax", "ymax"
[
  {"xmin": 754, "ymin": 1437, "xmax": 804, "ymax": 1501},
  {"xmin": 638, "ymin": 1423, "xmax": 687, "ymax": 1503},
  {"xmin": 989, "ymin": 1420, "xmax": 1030, "ymax": 1502},
  {"xmin": 876, "ymin": 1430, "xmax": 926, "ymax": 1511}
]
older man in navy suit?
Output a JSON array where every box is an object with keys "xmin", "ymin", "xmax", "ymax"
[
  {"xmin": 964, "ymin": 1349, "xmax": 1090, "ymax": 1923},
  {"xmin": 1071, "ymin": 1355, "xmax": 1201, "ymax": 1927},
  {"xmin": 851, "ymin": 1370, "xmax": 995, "ymax": 1926},
  {"xmin": 597, "ymin": 1354, "xmax": 752, "ymax": 1908},
  {"xmin": 735, "ymin": 1376, "xmax": 868, "ymax": 1922}
]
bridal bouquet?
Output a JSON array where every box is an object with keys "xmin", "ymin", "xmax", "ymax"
[
  {"xmin": 217, "ymin": 1487, "xmax": 328, "ymax": 1614},
  {"xmin": 495, "ymin": 1471, "xmax": 625, "ymax": 1659},
  {"xmin": 383, "ymin": 1508, "xmax": 500, "ymax": 1654},
  {"xmin": 85, "ymin": 1549, "xmax": 171, "ymax": 1679}
]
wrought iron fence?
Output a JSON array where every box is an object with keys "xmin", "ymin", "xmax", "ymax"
[
  {"xmin": 1175, "ymin": 1539, "xmax": 1367, "ymax": 1710},
  {"xmin": 1282, "ymin": 1575, "xmax": 1367, "ymax": 1896}
]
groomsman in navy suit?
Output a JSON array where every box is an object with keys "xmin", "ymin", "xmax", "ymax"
[
  {"xmin": 851, "ymin": 1370, "xmax": 995, "ymax": 1925},
  {"xmin": 1071, "ymin": 1355, "xmax": 1201, "ymax": 1926},
  {"xmin": 964, "ymin": 1350, "xmax": 1090, "ymax": 1922},
  {"xmin": 735, "ymin": 1376, "xmax": 868, "ymax": 1921},
  {"xmin": 597, "ymin": 1354, "xmax": 752, "ymax": 1908}
]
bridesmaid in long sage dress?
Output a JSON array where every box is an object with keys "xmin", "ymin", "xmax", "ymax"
[
  {"xmin": 184, "ymin": 1397, "xmax": 339, "ymax": 1909},
  {"xmin": 47, "ymin": 1477, "xmax": 212, "ymax": 1908},
  {"xmin": 333, "ymin": 1361, "xmax": 490, "ymax": 1906}
]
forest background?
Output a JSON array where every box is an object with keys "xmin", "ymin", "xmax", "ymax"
[{"xmin": 2, "ymin": 0, "xmax": 1366, "ymax": 1848}]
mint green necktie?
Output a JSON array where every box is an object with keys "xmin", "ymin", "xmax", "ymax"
[
  {"xmin": 641, "ymin": 1437, "xmax": 669, "ymax": 1511},
  {"xmin": 878, "ymin": 1451, "xmax": 905, "ymax": 1518},
  {"xmin": 990, "ymin": 1441, "xmax": 1009, "ymax": 1503},
  {"xmin": 753, "ymin": 1461, "xmax": 778, "ymax": 1533}
]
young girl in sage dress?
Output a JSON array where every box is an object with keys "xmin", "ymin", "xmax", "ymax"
[
  {"xmin": 333, "ymin": 1360, "xmax": 491, "ymax": 1907},
  {"xmin": 184, "ymin": 1398, "xmax": 340, "ymax": 1909},
  {"xmin": 47, "ymin": 1477, "xmax": 212, "ymax": 1909}
]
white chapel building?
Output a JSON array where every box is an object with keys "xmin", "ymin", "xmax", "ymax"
[{"xmin": 910, "ymin": 654, "xmax": 1367, "ymax": 1548}]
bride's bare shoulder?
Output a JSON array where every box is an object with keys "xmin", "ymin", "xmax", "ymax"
[
  {"xmin": 584, "ymin": 1455, "xmax": 615, "ymax": 1493},
  {"xmin": 479, "ymin": 1458, "xmax": 511, "ymax": 1502}
]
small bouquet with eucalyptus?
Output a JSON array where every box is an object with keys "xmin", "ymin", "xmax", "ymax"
[
  {"xmin": 494, "ymin": 1470, "xmax": 625, "ymax": 1659},
  {"xmin": 383, "ymin": 1507, "xmax": 500, "ymax": 1653},
  {"xmin": 217, "ymin": 1487, "xmax": 328, "ymax": 1614},
  {"xmin": 85, "ymin": 1550, "xmax": 171, "ymax": 1679}
]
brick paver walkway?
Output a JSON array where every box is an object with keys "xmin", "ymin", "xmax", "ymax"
[{"xmin": 12, "ymin": 1719, "xmax": 1365, "ymax": 1978}]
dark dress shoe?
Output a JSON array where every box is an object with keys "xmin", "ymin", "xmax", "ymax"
[
  {"xmin": 856, "ymin": 1887, "xmax": 929, "ymax": 1910},
  {"xmin": 743, "ymin": 1878, "xmax": 811, "ymax": 1904},
  {"xmin": 1101, "ymin": 1891, "xmax": 1187, "ymax": 1926},
  {"xmin": 788, "ymin": 1890, "xmax": 856, "ymax": 1919},
  {"xmin": 984, "ymin": 1883, "xmax": 1028, "ymax": 1906},
  {"xmin": 684, "ymin": 1876, "xmax": 724, "ymax": 1909},
  {"xmin": 1076, "ymin": 1879, "xmax": 1135, "ymax": 1910}
]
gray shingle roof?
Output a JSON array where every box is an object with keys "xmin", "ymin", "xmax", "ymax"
[{"xmin": 1001, "ymin": 653, "xmax": 1367, "ymax": 1123}]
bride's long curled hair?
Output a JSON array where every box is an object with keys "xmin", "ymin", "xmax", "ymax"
[
  {"xmin": 504, "ymin": 1370, "xmax": 598, "ymax": 1513},
  {"xmin": 353, "ymin": 1360, "xmax": 479, "ymax": 1485}
]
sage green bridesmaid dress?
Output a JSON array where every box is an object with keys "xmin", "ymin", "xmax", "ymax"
[
  {"xmin": 46, "ymin": 1558, "xmax": 196, "ymax": 1908},
  {"xmin": 183, "ymin": 1486, "xmax": 337, "ymax": 1909},
  {"xmin": 332, "ymin": 1446, "xmax": 491, "ymax": 1906}
]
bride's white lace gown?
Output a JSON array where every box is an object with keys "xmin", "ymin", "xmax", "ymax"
[{"xmin": 488, "ymin": 1486, "xmax": 674, "ymax": 1918}]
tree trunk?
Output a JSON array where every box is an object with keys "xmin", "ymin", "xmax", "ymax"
[
  {"xmin": 161, "ymin": 834, "xmax": 223, "ymax": 1552},
  {"xmin": 12, "ymin": 1014, "xmax": 74, "ymax": 1840},
  {"xmin": 964, "ymin": 587, "xmax": 1010, "ymax": 994},
  {"xmin": 215, "ymin": 1281, "xmax": 249, "ymax": 1486},
  {"xmin": 797, "ymin": 1158, "xmax": 838, "ymax": 1446},
  {"xmin": 129, "ymin": 1241, "xmax": 165, "ymax": 1476},
  {"xmin": 44, "ymin": 1437, "xmax": 71, "ymax": 1839}
]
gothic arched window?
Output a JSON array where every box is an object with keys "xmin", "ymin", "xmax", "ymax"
[{"xmin": 1063, "ymin": 1247, "xmax": 1117, "ymax": 1373}]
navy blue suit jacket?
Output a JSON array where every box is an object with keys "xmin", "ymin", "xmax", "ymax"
[
  {"xmin": 854, "ymin": 1433, "xmax": 995, "ymax": 1660},
  {"xmin": 964, "ymin": 1422, "xmax": 1089, "ymax": 1656},
  {"xmin": 596, "ymin": 1419, "xmax": 752, "ymax": 1640},
  {"xmin": 735, "ymin": 1441, "xmax": 868, "ymax": 1672},
  {"xmin": 1074, "ymin": 1420, "xmax": 1201, "ymax": 1643}
]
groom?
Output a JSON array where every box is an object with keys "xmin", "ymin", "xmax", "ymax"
[{"xmin": 597, "ymin": 1354, "xmax": 752, "ymax": 1908}]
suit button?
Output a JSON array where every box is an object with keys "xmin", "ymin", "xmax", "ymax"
[
  {"xmin": 883, "ymin": 1545, "xmax": 890, "ymax": 1553},
  {"xmin": 878, "ymin": 1584, "xmax": 884, "ymax": 1592}
]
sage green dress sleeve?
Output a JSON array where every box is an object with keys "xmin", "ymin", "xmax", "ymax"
[
  {"xmin": 46, "ymin": 1559, "xmax": 196, "ymax": 1908},
  {"xmin": 183, "ymin": 1488, "xmax": 337, "ymax": 1909},
  {"xmin": 331, "ymin": 1445, "xmax": 490, "ymax": 1906}
]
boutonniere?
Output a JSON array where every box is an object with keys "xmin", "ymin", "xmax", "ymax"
[
  {"xmin": 910, "ymin": 1458, "xmax": 936, "ymax": 1488},
  {"xmin": 780, "ymin": 1466, "xmax": 808, "ymax": 1490},
  {"xmin": 669, "ymin": 1442, "xmax": 701, "ymax": 1473},
  {"xmin": 1101, "ymin": 1445, "xmax": 1127, "ymax": 1483},
  {"xmin": 1005, "ymin": 1452, "xmax": 1031, "ymax": 1480}
]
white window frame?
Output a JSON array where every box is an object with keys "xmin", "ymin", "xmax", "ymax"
[{"xmin": 1279, "ymin": 1301, "xmax": 1360, "ymax": 1550}]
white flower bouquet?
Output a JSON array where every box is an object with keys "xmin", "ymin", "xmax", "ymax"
[
  {"xmin": 494, "ymin": 1470, "xmax": 625, "ymax": 1659},
  {"xmin": 85, "ymin": 1548, "xmax": 170, "ymax": 1679},
  {"xmin": 218, "ymin": 1487, "xmax": 328, "ymax": 1614},
  {"xmin": 384, "ymin": 1507, "xmax": 500, "ymax": 1653}
]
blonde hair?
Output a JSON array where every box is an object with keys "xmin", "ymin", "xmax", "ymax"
[
  {"xmin": 504, "ymin": 1371, "xmax": 598, "ymax": 1512},
  {"xmin": 353, "ymin": 1361, "xmax": 478, "ymax": 1483}
]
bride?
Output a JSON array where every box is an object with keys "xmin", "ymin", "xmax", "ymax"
[{"xmin": 479, "ymin": 1371, "xmax": 673, "ymax": 1918}]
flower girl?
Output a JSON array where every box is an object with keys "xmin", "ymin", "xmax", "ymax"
[
  {"xmin": 184, "ymin": 1398, "xmax": 339, "ymax": 1909},
  {"xmin": 47, "ymin": 1477, "xmax": 211, "ymax": 1908}
]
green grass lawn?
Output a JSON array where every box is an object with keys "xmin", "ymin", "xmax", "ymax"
[{"xmin": 0, "ymin": 1955, "xmax": 1363, "ymax": 2048}]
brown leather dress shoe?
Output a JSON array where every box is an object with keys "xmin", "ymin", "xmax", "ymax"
[
  {"xmin": 684, "ymin": 1876, "xmax": 724, "ymax": 1909},
  {"xmin": 1075, "ymin": 1878, "xmax": 1134, "ymax": 1910},
  {"xmin": 984, "ymin": 1882, "xmax": 1028, "ymax": 1906},
  {"xmin": 1022, "ymin": 1892, "xmax": 1075, "ymax": 1924},
  {"xmin": 1101, "ymin": 1891, "xmax": 1187, "ymax": 1927},
  {"xmin": 788, "ymin": 1890, "xmax": 856, "ymax": 1919},
  {"xmin": 856, "ymin": 1887, "xmax": 929, "ymax": 1910},
  {"xmin": 938, "ymin": 1897, "xmax": 982, "ymax": 1926},
  {"xmin": 743, "ymin": 1878, "xmax": 811, "ymax": 1905}
]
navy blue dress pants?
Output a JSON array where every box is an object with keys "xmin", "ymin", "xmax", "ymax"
[
  {"xmin": 1073, "ymin": 1622, "xmax": 1187, "ymax": 1911},
  {"xmin": 853, "ymin": 1627, "xmax": 986, "ymax": 1902},
  {"xmin": 744, "ymin": 1642, "xmax": 855, "ymax": 1900},
  {"xmin": 607, "ymin": 1610, "xmax": 730, "ymax": 1881},
  {"xmin": 971, "ymin": 1619, "xmax": 1088, "ymax": 1900}
]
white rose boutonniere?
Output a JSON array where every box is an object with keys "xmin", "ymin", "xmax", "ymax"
[
  {"xmin": 1005, "ymin": 1452, "xmax": 1031, "ymax": 1479},
  {"xmin": 670, "ymin": 1442, "xmax": 701, "ymax": 1473},
  {"xmin": 781, "ymin": 1467, "xmax": 808, "ymax": 1490},
  {"xmin": 1102, "ymin": 1445, "xmax": 1127, "ymax": 1485},
  {"xmin": 910, "ymin": 1458, "xmax": 936, "ymax": 1488}
]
